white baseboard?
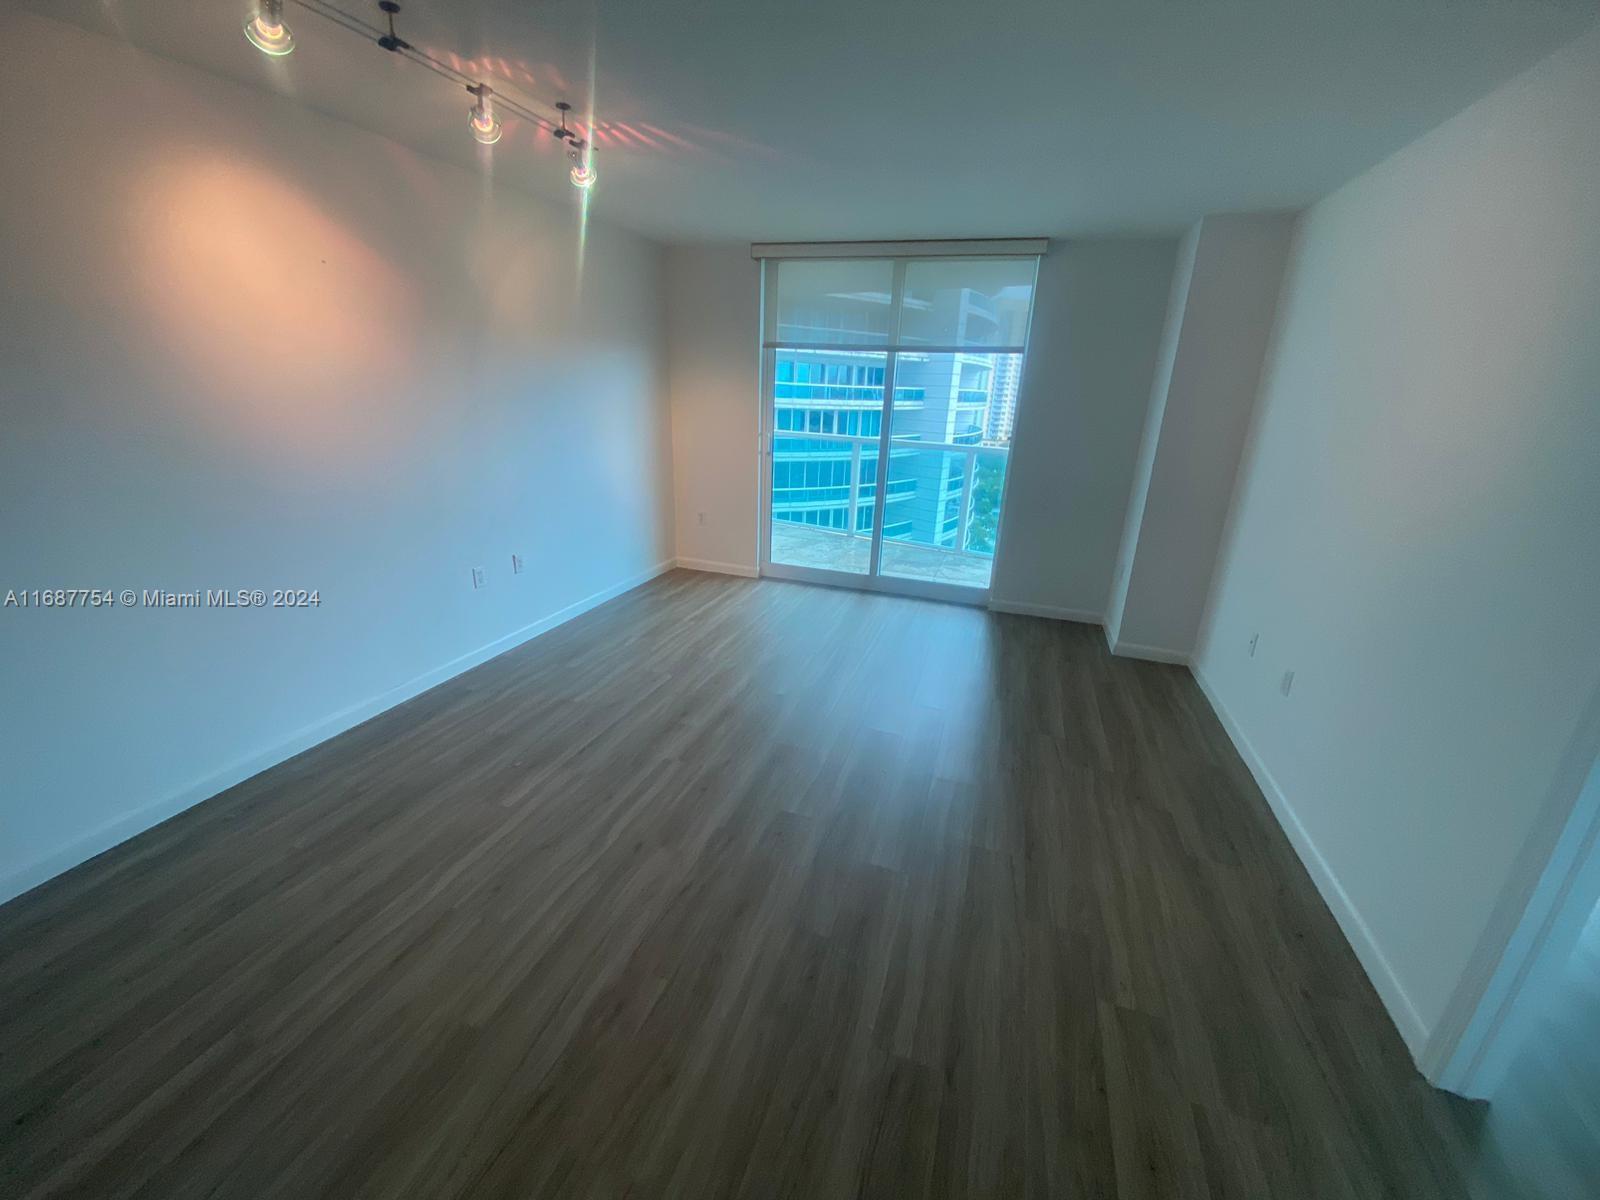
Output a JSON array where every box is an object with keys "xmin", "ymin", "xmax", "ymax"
[
  {"xmin": 986, "ymin": 597, "xmax": 1104, "ymax": 624},
  {"xmin": 0, "ymin": 558, "xmax": 676, "ymax": 907},
  {"xmin": 1110, "ymin": 638, "xmax": 1190, "ymax": 665},
  {"xmin": 674, "ymin": 557, "xmax": 760, "ymax": 578},
  {"xmin": 1191, "ymin": 666, "xmax": 1430, "ymax": 1055}
]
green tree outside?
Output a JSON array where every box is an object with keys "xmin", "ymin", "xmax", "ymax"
[{"xmin": 965, "ymin": 455, "xmax": 1006, "ymax": 555}]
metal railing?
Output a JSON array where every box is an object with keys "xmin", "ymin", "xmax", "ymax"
[{"xmin": 771, "ymin": 432, "xmax": 1006, "ymax": 556}]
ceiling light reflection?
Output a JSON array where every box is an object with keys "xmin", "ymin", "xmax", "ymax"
[{"xmin": 244, "ymin": 0, "xmax": 294, "ymax": 56}]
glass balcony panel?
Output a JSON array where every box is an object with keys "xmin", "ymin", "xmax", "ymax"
[
  {"xmin": 964, "ymin": 450, "xmax": 1008, "ymax": 558},
  {"xmin": 877, "ymin": 447, "xmax": 993, "ymax": 589}
]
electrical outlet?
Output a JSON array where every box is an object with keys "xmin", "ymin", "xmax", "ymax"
[
  {"xmin": 471, "ymin": 567, "xmax": 486, "ymax": 590},
  {"xmin": 697, "ymin": 511, "xmax": 707, "ymax": 526},
  {"xmin": 511, "ymin": 553, "xmax": 524, "ymax": 575},
  {"xmin": 1280, "ymin": 669, "xmax": 1295, "ymax": 697},
  {"xmin": 1248, "ymin": 633, "xmax": 1259, "ymax": 658}
]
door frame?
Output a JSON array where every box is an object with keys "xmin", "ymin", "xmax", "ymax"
[{"xmin": 1425, "ymin": 687, "xmax": 1600, "ymax": 1097}]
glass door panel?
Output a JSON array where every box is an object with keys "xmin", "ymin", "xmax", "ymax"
[
  {"xmin": 873, "ymin": 351, "xmax": 1023, "ymax": 590},
  {"xmin": 761, "ymin": 255, "xmax": 1036, "ymax": 599},
  {"xmin": 767, "ymin": 348, "xmax": 886, "ymax": 576}
]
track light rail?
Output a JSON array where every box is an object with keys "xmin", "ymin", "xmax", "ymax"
[{"xmin": 248, "ymin": 0, "xmax": 595, "ymax": 186}]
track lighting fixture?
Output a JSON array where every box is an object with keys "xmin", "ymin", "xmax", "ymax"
[
  {"xmin": 249, "ymin": 3, "xmax": 603, "ymax": 192},
  {"xmin": 467, "ymin": 84, "xmax": 502, "ymax": 145},
  {"xmin": 244, "ymin": 0, "xmax": 294, "ymax": 56},
  {"xmin": 553, "ymin": 101, "xmax": 575, "ymax": 142},
  {"xmin": 374, "ymin": 1, "xmax": 409, "ymax": 53},
  {"xmin": 553, "ymin": 103, "xmax": 596, "ymax": 187}
]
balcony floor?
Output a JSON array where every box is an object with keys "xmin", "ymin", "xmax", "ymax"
[{"xmin": 771, "ymin": 522, "xmax": 993, "ymax": 588}]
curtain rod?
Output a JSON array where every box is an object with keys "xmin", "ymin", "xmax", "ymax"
[{"xmin": 750, "ymin": 238, "xmax": 1049, "ymax": 260}]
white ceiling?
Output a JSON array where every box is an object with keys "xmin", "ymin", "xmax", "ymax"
[{"xmin": 40, "ymin": 0, "xmax": 1600, "ymax": 242}]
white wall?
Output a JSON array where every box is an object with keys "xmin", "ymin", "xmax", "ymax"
[
  {"xmin": 990, "ymin": 239, "xmax": 1179, "ymax": 618},
  {"xmin": 0, "ymin": 11, "xmax": 675, "ymax": 901},
  {"xmin": 665, "ymin": 245, "xmax": 762, "ymax": 575},
  {"xmin": 1104, "ymin": 224, "xmax": 1200, "ymax": 643},
  {"xmin": 1194, "ymin": 22, "xmax": 1600, "ymax": 1056},
  {"xmin": 1106, "ymin": 213, "xmax": 1294, "ymax": 659}
]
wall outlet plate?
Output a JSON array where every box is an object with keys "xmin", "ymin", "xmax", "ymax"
[
  {"xmin": 511, "ymin": 554, "xmax": 524, "ymax": 575},
  {"xmin": 1248, "ymin": 633, "xmax": 1259, "ymax": 657},
  {"xmin": 1281, "ymin": 669, "xmax": 1295, "ymax": 696},
  {"xmin": 471, "ymin": 567, "xmax": 486, "ymax": 589}
]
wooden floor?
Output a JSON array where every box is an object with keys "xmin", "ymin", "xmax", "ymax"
[{"xmin": 0, "ymin": 570, "xmax": 1482, "ymax": 1198}]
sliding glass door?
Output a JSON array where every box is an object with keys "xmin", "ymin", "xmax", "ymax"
[{"xmin": 759, "ymin": 253, "xmax": 1038, "ymax": 601}]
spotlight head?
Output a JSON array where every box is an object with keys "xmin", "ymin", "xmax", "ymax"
[
  {"xmin": 468, "ymin": 85, "xmax": 502, "ymax": 145},
  {"xmin": 470, "ymin": 111, "xmax": 502, "ymax": 145},
  {"xmin": 244, "ymin": 0, "xmax": 294, "ymax": 55},
  {"xmin": 569, "ymin": 146, "xmax": 596, "ymax": 189}
]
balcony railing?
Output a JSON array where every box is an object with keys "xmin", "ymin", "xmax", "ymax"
[
  {"xmin": 771, "ymin": 431, "xmax": 1008, "ymax": 587},
  {"xmin": 775, "ymin": 384, "xmax": 929, "ymax": 403}
]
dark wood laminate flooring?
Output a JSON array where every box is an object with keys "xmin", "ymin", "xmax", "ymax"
[{"xmin": 0, "ymin": 570, "xmax": 1479, "ymax": 1198}]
